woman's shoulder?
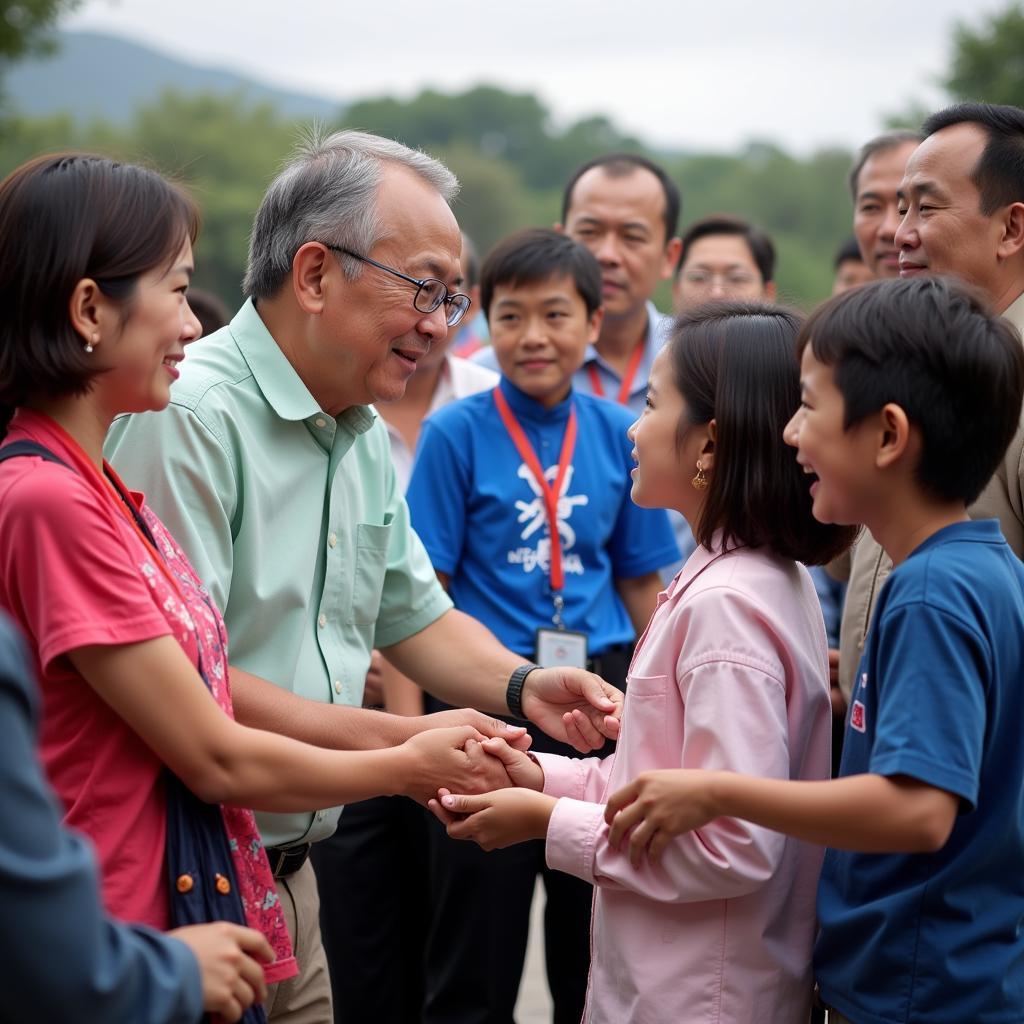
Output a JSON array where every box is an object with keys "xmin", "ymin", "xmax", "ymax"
[{"xmin": 0, "ymin": 457, "xmax": 95, "ymax": 520}]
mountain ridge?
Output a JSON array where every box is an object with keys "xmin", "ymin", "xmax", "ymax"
[{"xmin": 6, "ymin": 29, "xmax": 343, "ymax": 123}]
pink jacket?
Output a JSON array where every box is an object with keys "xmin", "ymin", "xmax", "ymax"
[{"xmin": 537, "ymin": 542, "xmax": 832, "ymax": 1024}]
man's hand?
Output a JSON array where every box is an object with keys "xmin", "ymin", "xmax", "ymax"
[
  {"xmin": 521, "ymin": 666, "xmax": 622, "ymax": 752},
  {"xmin": 399, "ymin": 726, "xmax": 514, "ymax": 804},
  {"xmin": 413, "ymin": 708, "xmax": 532, "ymax": 751},
  {"xmin": 604, "ymin": 769, "xmax": 718, "ymax": 867},
  {"xmin": 427, "ymin": 786, "xmax": 557, "ymax": 850},
  {"xmin": 169, "ymin": 922, "xmax": 273, "ymax": 1022}
]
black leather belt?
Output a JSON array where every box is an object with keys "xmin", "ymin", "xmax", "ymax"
[{"xmin": 266, "ymin": 843, "xmax": 311, "ymax": 878}]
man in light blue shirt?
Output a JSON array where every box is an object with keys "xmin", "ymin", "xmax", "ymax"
[{"xmin": 108, "ymin": 131, "xmax": 622, "ymax": 1024}]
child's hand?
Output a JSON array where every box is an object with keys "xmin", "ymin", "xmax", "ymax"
[
  {"xmin": 477, "ymin": 736, "xmax": 545, "ymax": 790},
  {"xmin": 605, "ymin": 769, "xmax": 718, "ymax": 867},
  {"xmin": 427, "ymin": 787, "xmax": 557, "ymax": 850}
]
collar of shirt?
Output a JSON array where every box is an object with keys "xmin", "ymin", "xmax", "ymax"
[
  {"xmin": 231, "ymin": 299, "xmax": 375, "ymax": 446},
  {"xmin": 581, "ymin": 301, "xmax": 670, "ymax": 402},
  {"xmin": 497, "ymin": 373, "xmax": 574, "ymax": 427},
  {"xmin": 1003, "ymin": 289, "xmax": 1024, "ymax": 335},
  {"xmin": 663, "ymin": 530, "xmax": 738, "ymax": 598}
]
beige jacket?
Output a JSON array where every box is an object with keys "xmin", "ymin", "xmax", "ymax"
[{"xmin": 837, "ymin": 290, "xmax": 1024, "ymax": 700}]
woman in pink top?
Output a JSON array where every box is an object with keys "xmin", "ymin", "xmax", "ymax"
[
  {"xmin": 0, "ymin": 154, "xmax": 511, "ymax": 1013},
  {"xmin": 432, "ymin": 305, "xmax": 857, "ymax": 1023}
]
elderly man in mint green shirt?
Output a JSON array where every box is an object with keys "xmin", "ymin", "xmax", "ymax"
[{"xmin": 107, "ymin": 130, "xmax": 622, "ymax": 1024}]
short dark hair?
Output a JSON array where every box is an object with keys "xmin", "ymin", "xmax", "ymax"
[
  {"xmin": 669, "ymin": 303, "xmax": 857, "ymax": 564},
  {"xmin": 480, "ymin": 228, "xmax": 602, "ymax": 320},
  {"xmin": 675, "ymin": 214, "xmax": 776, "ymax": 282},
  {"xmin": 561, "ymin": 153, "xmax": 681, "ymax": 242},
  {"xmin": 922, "ymin": 102, "xmax": 1024, "ymax": 214},
  {"xmin": 0, "ymin": 153, "xmax": 199, "ymax": 436},
  {"xmin": 799, "ymin": 276, "xmax": 1024, "ymax": 506},
  {"xmin": 833, "ymin": 236, "xmax": 864, "ymax": 270},
  {"xmin": 847, "ymin": 129, "xmax": 923, "ymax": 200}
]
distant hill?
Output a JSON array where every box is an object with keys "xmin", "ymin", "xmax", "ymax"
[{"xmin": 6, "ymin": 29, "xmax": 343, "ymax": 123}]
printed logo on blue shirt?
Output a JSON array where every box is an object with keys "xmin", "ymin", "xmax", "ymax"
[{"xmin": 507, "ymin": 462, "xmax": 588, "ymax": 576}]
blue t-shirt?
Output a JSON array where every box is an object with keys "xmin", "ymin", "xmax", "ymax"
[
  {"xmin": 406, "ymin": 377, "xmax": 679, "ymax": 657},
  {"xmin": 816, "ymin": 519, "xmax": 1024, "ymax": 1024}
]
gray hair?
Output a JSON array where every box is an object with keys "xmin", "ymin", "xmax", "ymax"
[
  {"xmin": 847, "ymin": 129, "xmax": 923, "ymax": 201},
  {"xmin": 243, "ymin": 128, "xmax": 460, "ymax": 300}
]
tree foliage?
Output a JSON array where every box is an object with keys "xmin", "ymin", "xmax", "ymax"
[
  {"xmin": 946, "ymin": 2, "xmax": 1024, "ymax": 106},
  {"xmin": 9, "ymin": 3, "xmax": 1016, "ymax": 312},
  {"xmin": 0, "ymin": 0, "xmax": 78, "ymax": 62}
]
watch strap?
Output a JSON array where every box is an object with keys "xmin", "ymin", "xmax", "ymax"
[{"xmin": 506, "ymin": 663, "xmax": 540, "ymax": 720}]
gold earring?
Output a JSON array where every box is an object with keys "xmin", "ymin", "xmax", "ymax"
[{"xmin": 691, "ymin": 461, "xmax": 709, "ymax": 490}]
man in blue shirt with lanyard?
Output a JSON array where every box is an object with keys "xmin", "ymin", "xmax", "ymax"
[
  {"xmin": 410, "ymin": 229, "xmax": 678, "ymax": 1024},
  {"xmin": 476, "ymin": 154, "xmax": 680, "ymax": 417}
]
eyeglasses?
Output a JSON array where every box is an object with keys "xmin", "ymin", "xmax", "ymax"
[{"xmin": 325, "ymin": 245, "xmax": 472, "ymax": 328}]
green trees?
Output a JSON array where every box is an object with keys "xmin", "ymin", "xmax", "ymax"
[
  {"xmin": 946, "ymin": 3, "xmax": 1024, "ymax": 106},
  {"xmin": 7, "ymin": 4, "xmax": 1024, "ymax": 312},
  {"xmin": 0, "ymin": 0, "xmax": 78, "ymax": 63}
]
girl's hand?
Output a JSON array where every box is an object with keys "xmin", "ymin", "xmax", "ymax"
[
  {"xmin": 605, "ymin": 770, "xmax": 718, "ymax": 867},
  {"xmin": 477, "ymin": 736, "xmax": 545, "ymax": 790},
  {"xmin": 428, "ymin": 787, "xmax": 557, "ymax": 850}
]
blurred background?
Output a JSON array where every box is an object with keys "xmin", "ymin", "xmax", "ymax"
[{"xmin": 3, "ymin": 0, "xmax": 1022, "ymax": 312}]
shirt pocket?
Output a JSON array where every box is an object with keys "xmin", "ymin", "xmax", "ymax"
[
  {"xmin": 621, "ymin": 672, "xmax": 670, "ymax": 758},
  {"xmin": 349, "ymin": 516, "xmax": 393, "ymax": 626}
]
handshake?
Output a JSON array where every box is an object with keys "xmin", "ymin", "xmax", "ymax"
[
  {"xmin": 395, "ymin": 666, "xmax": 624, "ymax": 849},
  {"xmin": 401, "ymin": 717, "xmax": 560, "ymax": 852}
]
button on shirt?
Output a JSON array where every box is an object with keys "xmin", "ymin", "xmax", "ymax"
[{"xmin": 106, "ymin": 298, "xmax": 451, "ymax": 848}]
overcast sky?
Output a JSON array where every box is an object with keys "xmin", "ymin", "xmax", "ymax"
[{"xmin": 67, "ymin": 0, "xmax": 1007, "ymax": 154}]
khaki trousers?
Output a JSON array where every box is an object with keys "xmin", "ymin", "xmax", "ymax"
[{"xmin": 265, "ymin": 859, "xmax": 333, "ymax": 1024}]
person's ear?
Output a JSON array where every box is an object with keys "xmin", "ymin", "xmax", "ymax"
[
  {"xmin": 68, "ymin": 278, "xmax": 114, "ymax": 351},
  {"xmin": 764, "ymin": 280, "xmax": 778, "ymax": 301},
  {"xmin": 586, "ymin": 306, "xmax": 604, "ymax": 344},
  {"xmin": 291, "ymin": 242, "xmax": 334, "ymax": 315},
  {"xmin": 997, "ymin": 202, "xmax": 1024, "ymax": 261},
  {"xmin": 701, "ymin": 418, "xmax": 716, "ymax": 472},
  {"xmin": 553, "ymin": 222, "xmax": 566, "ymax": 235},
  {"xmin": 875, "ymin": 402, "xmax": 911, "ymax": 470},
  {"xmin": 661, "ymin": 237, "xmax": 683, "ymax": 280}
]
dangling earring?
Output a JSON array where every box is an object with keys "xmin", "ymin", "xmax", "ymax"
[
  {"xmin": 691, "ymin": 461, "xmax": 709, "ymax": 491},
  {"xmin": 84, "ymin": 333, "xmax": 98, "ymax": 354}
]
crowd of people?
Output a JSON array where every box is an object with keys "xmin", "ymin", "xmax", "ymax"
[{"xmin": 0, "ymin": 100, "xmax": 1022, "ymax": 1024}]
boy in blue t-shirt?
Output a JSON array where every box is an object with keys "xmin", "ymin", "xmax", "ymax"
[
  {"xmin": 603, "ymin": 275, "xmax": 1024, "ymax": 1024},
  {"xmin": 406, "ymin": 228, "xmax": 678, "ymax": 1023}
]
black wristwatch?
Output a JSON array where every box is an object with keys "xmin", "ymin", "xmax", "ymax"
[{"xmin": 506, "ymin": 663, "xmax": 540, "ymax": 720}]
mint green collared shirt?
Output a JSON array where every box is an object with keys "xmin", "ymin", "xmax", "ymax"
[{"xmin": 106, "ymin": 299, "xmax": 452, "ymax": 847}]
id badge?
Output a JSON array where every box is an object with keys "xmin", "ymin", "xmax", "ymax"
[{"xmin": 535, "ymin": 627, "xmax": 588, "ymax": 669}]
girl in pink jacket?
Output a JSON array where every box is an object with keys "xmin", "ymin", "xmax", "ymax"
[{"xmin": 431, "ymin": 304, "xmax": 856, "ymax": 1023}]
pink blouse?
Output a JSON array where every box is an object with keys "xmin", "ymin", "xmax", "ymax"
[{"xmin": 537, "ymin": 541, "xmax": 832, "ymax": 1023}]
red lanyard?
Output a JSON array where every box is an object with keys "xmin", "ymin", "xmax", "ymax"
[
  {"xmin": 492, "ymin": 388, "xmax": 578, "ymax": 592},
  {"xmin": 587, "ymin": 336, "xmax": 645, "ymax": 405}
]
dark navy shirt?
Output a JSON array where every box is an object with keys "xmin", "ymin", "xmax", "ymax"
[
  {"xmin": 816, "ymin": 519, "xmax": 1024, "ymax": 1024},
  {"xmin": 0, "ymin": 614, "xmax": 202, "ymax": 1023},
  {"xmin": 406, "ymin": 377, "xmax": 678, "ymax": 656}
]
